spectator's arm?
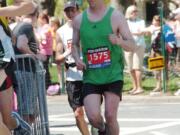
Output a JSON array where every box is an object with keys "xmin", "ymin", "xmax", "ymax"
[
  {"xmin": 0, "ymin": 1, "xmax": 36, "ymax": 17},
  {"xmin": 16, "ymin": 34, "xmax": 34, "ymax": 55}
]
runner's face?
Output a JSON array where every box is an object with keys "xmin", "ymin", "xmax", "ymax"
[
  {"xmin": 87, "ymin": 0, "xmax": 104, "ymax": 9},
  {"xmin": 64, "ymin": 7, "xmax": 77, "ymax": 20},
  {"xmin": 87, "ymin": 0, "xmax": 96, "ymax": 7}
]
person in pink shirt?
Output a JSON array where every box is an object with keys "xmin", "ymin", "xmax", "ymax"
[{"xmin": 37, "ymin": 13, "xmax": 53, "ymax": 89}]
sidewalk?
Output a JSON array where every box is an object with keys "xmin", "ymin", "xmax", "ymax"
[{"xmin": 47, "ymin": 94, "xmax": 180, "ymax": 104}]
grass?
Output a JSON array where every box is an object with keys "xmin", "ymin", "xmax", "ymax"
[
  {"xmin": 49, "ymin": 65, "xmax": 59, "ymax": 83},
  {"xmin": 49, "ymin": 65, "xmax": 180, "ymax": 95}
]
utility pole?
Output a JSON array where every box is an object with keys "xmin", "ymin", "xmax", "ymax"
[{"xmin": 158, "ymin": 1, "xmax": 167, "ymax": 93}]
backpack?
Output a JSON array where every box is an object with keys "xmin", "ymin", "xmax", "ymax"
[{"xmin": 151, "ymin": 24, "xmax": 176, "ymax": 55}]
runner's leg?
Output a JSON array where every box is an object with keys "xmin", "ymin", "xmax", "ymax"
[
  {"xmin": 104, "ymin": 92, "xmax": 120, "ymax": 135},
  {"xmin": 0, "ymin": 87, "xmax": 17, "ymax": 129},
  {"xmin": 0, "ymin": 112, "xmax": 11, "ymax": 135},
  {"xmin": 84, "ymin": 94, "xmax": 105, "ymax": 131},
  {"xmin": 74, "ymin": 107, "xmax": 90, "ymax": 135}
]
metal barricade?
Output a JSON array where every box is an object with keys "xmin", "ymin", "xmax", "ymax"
[{"xmin": 13, "ymin": 54, "xmax": 50, "ymax": 135}]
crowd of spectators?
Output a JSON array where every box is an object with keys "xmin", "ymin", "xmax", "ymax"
[{"xmin": 0, "ymin": 0, "xmax": 180, "ymax": 134}]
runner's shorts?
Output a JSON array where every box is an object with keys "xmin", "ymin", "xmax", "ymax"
[
  {"xmin": 66, "ymin": 81, "xmax": 83, "ymax": 109},
  {"xmin": 82, "ymin": 80, "xmax": 123, "ymax": 101}
]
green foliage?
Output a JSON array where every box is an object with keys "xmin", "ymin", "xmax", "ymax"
[
  {"xmin": 54, "ymin": 0, "xmax": 65, "ymax": 18},
  {"xmin": 50, "ymin": 66, "xmax": 180, "ymax": 95},
  {"xmin": 49, "ymin": 66, "xmax": 59, "ymax": 83},
  {"xmin": 6, "ymin": 0, "xmax": 13, "ymax": 5}
]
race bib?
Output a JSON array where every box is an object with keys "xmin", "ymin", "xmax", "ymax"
[{"xmin": 87, "ymin": 47, "xmax": 111, "ymax": 69}]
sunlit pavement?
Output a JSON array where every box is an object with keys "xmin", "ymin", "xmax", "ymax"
[{"xmin": 47, "ymin": 95, "xmax": 180, "ymax": 135}]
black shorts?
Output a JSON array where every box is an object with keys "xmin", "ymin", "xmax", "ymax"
[
  {"xmin": 66, "ymin": 81, "xmax": 83, "ymax": 109},
  {"xmin": 82, "ymin": 80, "xmax": 123, "ymax": 101},
  {"xmin": 0, "ymin": 60, "xmax": 14, "ymax": 92}
]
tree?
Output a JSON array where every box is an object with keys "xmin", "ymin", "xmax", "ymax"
[
  {"xmin": 41, "ymin": 0, "xmax": 179, "ymax": 19},
  {"xmin": 54, "ymin": 0, "xmax": 65, "ymax": 18},
  {"xmin": 40, "ymin": 0, "xmax": 56, "ymax": 16}
]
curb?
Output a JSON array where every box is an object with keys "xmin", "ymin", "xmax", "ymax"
[
  {"xmin": 122, "ymin": 95, "xmax": 180, "ymax": 103},
  {"xmin": 47, "ymin": 94, "xmax": 180, "ymax": 103}
]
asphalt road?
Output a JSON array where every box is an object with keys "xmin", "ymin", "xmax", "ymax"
[{"xmin": 47, "ymin": 95, "xmax": 180, "ymax": 135}]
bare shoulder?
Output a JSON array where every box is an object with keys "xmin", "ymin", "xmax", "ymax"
[
  {"xmin": 73, "ymin": 13, "xmax": 83, "ymax": 30},
  {"xmin": 111, "ymin": 9, "xmax": 125, "ymax": 23},
  {"xmin": 111, "ymin": 9, "xmax": 127, "ymax": 33}
]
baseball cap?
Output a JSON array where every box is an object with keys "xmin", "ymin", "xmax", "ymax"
[{"xmin": 64, "ymin": 1, "xmax": 76, "ymax": 11}]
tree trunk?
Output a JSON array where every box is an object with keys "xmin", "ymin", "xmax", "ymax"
[{"xmin": 40, "ymin": 0, "xmax": 56, "ymax": 16}]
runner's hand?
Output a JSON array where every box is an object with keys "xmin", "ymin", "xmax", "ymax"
[
  {"xmin": 75, "ymin": 59, "xmax": 86, "ymax": 70},
  {"xmin": 108, "ymin": 34, "xmax": 122, "ymax": 45}
]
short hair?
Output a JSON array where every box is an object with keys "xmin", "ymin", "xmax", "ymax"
[
  {"xmin": 50, "ymin": 17, "xmax": 60, "ymax": 28},
  {"xmin": 39, "ymin": 12, "xmax": 49, "ymax": 23},
  {"xmin": 152, "ymin": 15, "xmax": 160, "ymax": 22}
]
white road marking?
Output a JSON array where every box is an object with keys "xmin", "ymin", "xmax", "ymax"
[
  {"xmin": 49, "ymin": 116, "xmax": 180, "ymax": 134},
  {"xmin": 49, "ymin": 113, "xmax": 74, "ymax": 118},
  {"xmin": 49, "ymin": 116, "xmax": 180, "ymax": 122},
  {"xmin": 150, "ymin": 131, "xmax": 168, "ymax": 135},
  {"xmin": 122, "ymin": 122, "xmax": 180, "ymax": 135}
]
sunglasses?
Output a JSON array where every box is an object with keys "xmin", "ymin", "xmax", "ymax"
[{"xmin": 132, "ymin": 10, "xmax": 138, "ymax": 13}]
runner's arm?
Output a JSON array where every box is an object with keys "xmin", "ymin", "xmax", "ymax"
[
  {"xmin": 109, "ymin": 10, "xmax": 137, "ymax": 52},
  {"xmin": 55, "ymin": 32, "xmax": 66, "ymax": 63},
  {"xmin": 16, "ymin": 34, "xmax": 34, "ymax": 55},
  {"xmin": 72, "ymin": 14, "xmax": 86, "ymax": 70},
  {"xmin": 72, "ymin": 14, "xmax": 81, "ymax": 62},
  {"xmin": 0, "ymin": 1, "xmax": 36, "ymax": 17}
]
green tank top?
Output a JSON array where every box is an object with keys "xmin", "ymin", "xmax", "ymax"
[{"xmin": 80, "ymin": 7, "xmax": 124, "ymax": 85}]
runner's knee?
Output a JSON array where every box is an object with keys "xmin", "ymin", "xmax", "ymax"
[
  {"xmin": 105, "ymin": 110, "xmax": 116, "ymax": 123},
  {"xmin": 74, "ymin": 107, "xmax": 84, "ymax": 118},
  {"xmin": 87, "ymin": 112, "xmax": 101, "ymax": 126}
]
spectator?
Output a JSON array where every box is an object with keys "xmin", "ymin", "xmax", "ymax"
[
  {"xmin": 36, "ymin": 13, "xmax": 53, "ymax": 90},
  {"xmin": 174, "ymin": 10, "xmax": 180, "ymax": 96},
  {"xmin": 13, "ymin": 6, "xmax": 45, "ymax": 125},
  {"xmin": 45, "ymin": 17, "xmax": 61, "ymax": 95},
  {"xmin": 125, "ymin": 5, "xmax": 146, "ymax": 95},
  {"xmin": 144, "ymin": 15, "xmax": 176, "ymax": 94},
  {"xmin": 143, "ymin": 15, "xmax": 161, "ymax": 92},
  {"xmin": 50, "ymin": 16, "xmax": 60, "ymax": 65},
  {"xmin": 174, "ymin": 11, "xmax": 180, "ymax": 68},
  {"xmin": 56, "ymin": 1, "xmax": 90, "ymax": 135},
  {"xmin": 0, "ymin": 0, "xmax": 36, "ymax": 134},
  {"xmin": 72, "ymin": 0, "xmax": 136, "ymax": 134}
]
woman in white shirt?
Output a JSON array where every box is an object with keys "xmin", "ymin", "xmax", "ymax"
[{"xmin": 125, "ymin": 5, "xmax": 146, "ymax": 95}]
